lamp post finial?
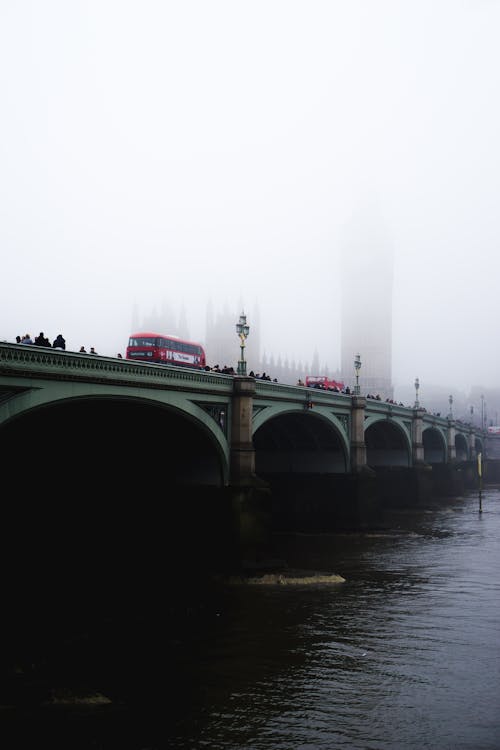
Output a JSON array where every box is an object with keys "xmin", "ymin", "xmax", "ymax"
[
  {"xmin": 236, "ymin": 312, "xmax": 250, "ymax": 375},
  {"xmin": 354, "ymin": 353, "xmax": 361, "ymax": 395}
]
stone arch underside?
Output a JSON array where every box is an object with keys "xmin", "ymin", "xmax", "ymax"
[
  {"xmin": 365, "ymin": 420, "xmax": 410, "ymax": 467},
  {"xmin": 0, "ymin": 396, "xmax": 234, "ymax": 643},
  {"xmin": 2, "ymin": 396, "xmax": 224, "ymax": 488},
  {"xmin": 455, "ymin": 433, "xmax": 469, "ymax": 462},
  {"xmin": 253, "ymin": 412, "xmax": 347, "ymax": 475},
  {"xmin": 423, "ymin": 427, "xmax": 446, "ymax": 463}
]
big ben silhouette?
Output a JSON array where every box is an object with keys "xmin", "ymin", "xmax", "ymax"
[{"xmin": 339, "ymin": 208, "xmax": 394, "ymax": 399}]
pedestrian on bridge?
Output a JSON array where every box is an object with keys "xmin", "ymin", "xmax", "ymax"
[
  {"xmin": 34, "ymin": 332, "xmax": 51, "ymax": 347},
  {"xmin": 53, "ymin": 334, "xmax": 66, "ymax": 350}
]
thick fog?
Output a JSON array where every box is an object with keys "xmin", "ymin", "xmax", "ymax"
[{"xmin": 1, "ymin": 1, "xmax": 499, "ymax": 397}]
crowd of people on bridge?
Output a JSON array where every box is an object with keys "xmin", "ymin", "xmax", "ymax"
[
  {"xmin": 204, "ymin": 364, "xmax": 236, "ymax": 374},
  {"xmin": 249, "ymin": 371, "xmax": 278, "ymax": 382},
  {"xmin": 13, "ymin": 333, "xmax": 102, "ymax": 355},
  {"xmin": 16, "ymin": 333, "xmax": 66, "ymax": 349}
]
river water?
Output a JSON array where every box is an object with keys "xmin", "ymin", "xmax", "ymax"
[{"xmin": 3, "ymin": 488, "xmax": 500, "ymax": 749}]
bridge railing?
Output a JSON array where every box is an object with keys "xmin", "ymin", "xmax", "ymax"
[
  {"xmin": 0, "ymin": 344, "xmax": 487, "ymax": 441},
  {"xmin": 0, "ymin": 343, "xmax": 234, "ymax": 393}
]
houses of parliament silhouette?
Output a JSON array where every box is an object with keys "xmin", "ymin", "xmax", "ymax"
[{"xmin": 131, "ymin": 217, "xmax": 395, "ymax": 398}]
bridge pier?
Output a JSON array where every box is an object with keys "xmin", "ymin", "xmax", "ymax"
[
  {"xmin": 447, "ymin": 421, "xmax": 457, "ymax": 463},
  {"xmin": 350, "ymin": 395, "xmax": 371, "ymax": 473},
  {"xmin": 373, "ymin": 465, "xmax": 434, "ymax": 507},
  {"xmin": 468, "ymin": 431, "xmax": 477, "ymax": 461},
  {"xmin": 428, "ymin": 462, "xmax": 464, "ymax": 496},
  {"xmin": 260, "ymin": 472, "xmax": 380, "ymax": 532},
  {"xmin": 460, "ymin": 459, "xmax": 481, "ymax": 489},
  {"xmin": 227, "ymin": 485, "xmax": 273, "ymax": 567},
  {"xmin": 230, "ymin": 376, "xmax": 257, "ymax": 483},
  {"xmin": 228, "ymin": 377, "xmax": 273, "ymax": 565},
  {"xmin": 412, "ymin": 407, "xmax": 426, "ymax": 464}
]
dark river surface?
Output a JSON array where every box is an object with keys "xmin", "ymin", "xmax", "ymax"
[{"xmin": 3, "ymin": 487, "xmax": 500, "ymax": 750}]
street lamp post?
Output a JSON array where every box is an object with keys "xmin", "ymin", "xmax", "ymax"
[
  {"xmin": 448, "ymin": 394, "xmax": 453, "ymax": 420},
  {"xmin": 354, "ymin": 353, "xmax": 361, "ymax": 395},
  {"xmin": 236, "ymin": 312, "xmax": 250, "ymax": 376},
  {"xmin": 414, "ymin": 377, "xmax": 420, "ymax": 408},
  {"xmin": 470, "ymin": 404, "xmax": 474, "ymax": 425},
  {"xmin": 481, "ymin": 394, "xmax": 485, "ymax": 431}
]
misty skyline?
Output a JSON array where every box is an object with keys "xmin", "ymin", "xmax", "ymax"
[{"xmin": 1, "ymin": 1, "xmax": 499, "ymax": 394}]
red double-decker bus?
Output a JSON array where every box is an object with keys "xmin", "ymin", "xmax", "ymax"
[
  {"xmin": 126, "ymin": 332, "xmax": 206, "ymax": 369},
  {"xmin": 305, "ymin": 375, "xmax": 345, "ymax": 391}
]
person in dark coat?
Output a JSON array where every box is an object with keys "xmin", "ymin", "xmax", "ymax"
[
  {"xmin": 53, "ymin": 334, "xmax": 66, "ymax": 350},
  {"xmin": 35, "ymin": 332, "xmax": 51, "ymax": 346}
]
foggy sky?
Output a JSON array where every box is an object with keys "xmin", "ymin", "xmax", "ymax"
[{"xmin": 1, "ymin": 0, "xmax": 499, "ymax": 394}]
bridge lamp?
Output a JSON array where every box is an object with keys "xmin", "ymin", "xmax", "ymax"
[
  {"xmin": 414, "ymin": 377, "xmax": 420, "ymax": 408},
  {"xmin": 470, "ymin": 405, "xmax": 474, "ymax": 425},
  {"xmin": 236, "ymin": 312, "xmax": 250, "ymax": 376},
  {"xmin": 448, "ymin": 394, "xmax": 453, "ymax": 420},
  {"xmin": 354, "ymin": 353, "xmax": 361, "ymax": 395}
]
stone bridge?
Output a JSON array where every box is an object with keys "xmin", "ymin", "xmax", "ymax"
[
  {"xmin": 0, "ymin": 343, "xmax": 485, "ymax": 489},
  {"xmin": 0, "ymin": 341, "xmax": 495, "ymax": 575}
]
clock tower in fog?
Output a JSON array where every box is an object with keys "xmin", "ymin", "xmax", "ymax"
[{"xmin": 339, "ymin": 210, "xmax": 394, "ymax": 399}]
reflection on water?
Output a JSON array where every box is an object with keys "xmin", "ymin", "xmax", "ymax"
[{"xmin": 3, "ymin": 489, "xmax": 500, "ymax": 749}]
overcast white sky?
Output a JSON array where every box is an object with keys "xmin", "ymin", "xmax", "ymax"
[{"xmin": 1, "ymin": 0, "xmax": 499, "ymax": 393}]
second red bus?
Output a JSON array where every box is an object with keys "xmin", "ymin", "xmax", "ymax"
[{"xmin": 305, "ymin": 375, "xmax": 345, "ymax": 391}]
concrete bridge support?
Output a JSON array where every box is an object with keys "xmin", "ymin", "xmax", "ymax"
[
  {"xmin": 350, "ymin": 395, "xmax": 368, "ymax": 472},
  {"xmin": 468, "ymin": 431, "xmax": 477, "ymax": 461},
  {"xmin": 412, "ymin": 408, "xmax": 425, "ymax": 464},
  {"xmin": 230, "ymin": 376, "xmax": 257, "ymax": 484},
  {"xmin": 229, "ymin": 376, "xmax": 273, "ymax": 566},
  {"xmin": 447, "ymin": 422, "xmax": 457, "ymax": 463},
  {"xmin": 460, "ymin": 459, "xmax": 481, "ymax": 489}
]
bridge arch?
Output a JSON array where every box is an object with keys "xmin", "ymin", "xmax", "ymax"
[
  {"xmin": 364, "ymin": 417, "xmax": 411, "ymax": 467},
  {"xmin": 0, "ymin": 382, "xmax": 238, "ymax": 628},
  {"xmin": 455, "ymin": 432, "xmax": 469, "ymax": 462},
  {"xmin": 422, "ymin": 426, "xmax": 447, "ymax": 463},
  {"xmin": 1, "ymin": 388, "xmax": 228, "ymax": 487},
  {"xmin": 252, "ymin": 407, "xmax": 349, "ymax": 475}
]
